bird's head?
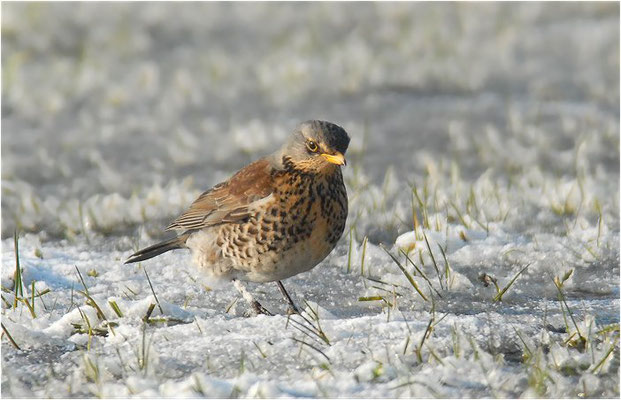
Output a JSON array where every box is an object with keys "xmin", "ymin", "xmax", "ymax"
[{"xmin": 277, "ymin": 120, "xmax": 350, "ymax": 173}]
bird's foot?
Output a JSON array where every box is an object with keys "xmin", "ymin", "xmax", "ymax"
[
  {"xmin": 251, "ymin": 300, "xmax": 273, "ymax": 316},
  {"xmin": 285, "ymin": 305, "xmax": 300, "ymax": 315},
  {"xmin": 276, "ymin": 281, "xmax": 300, "ymax": 315}
]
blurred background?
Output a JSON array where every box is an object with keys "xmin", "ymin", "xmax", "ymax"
[
  {"xmin": 1, "ymin": 4, "xmax": 619, "ymax": 396},
  {"xmin": 2, "ymin": 2, "xmax": 619, "ymax": 243}
]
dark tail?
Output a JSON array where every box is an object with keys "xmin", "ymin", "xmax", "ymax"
[{"xmin": 125, "ymin": 234, "xmax": 189, "ymax": 264}]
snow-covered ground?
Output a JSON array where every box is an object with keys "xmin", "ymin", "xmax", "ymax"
[{"xmin": 2, "ymin": 3, "xmax": 619, "ymax": 398}]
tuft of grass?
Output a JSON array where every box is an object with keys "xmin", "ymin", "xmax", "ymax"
[
  {"xmin": 553, "ymin": 272, "xmax": 586, "ymax": 350},
  {"xmin": 493, "ymin": 263, "xmax": 530, "ymax": 302},
  {"xmin": 76, "ymin": 306, "xmax": 95, "ymax": 350},
  {"xmin": 400, "ymin": 249, "xmax": 442, "ymax": 299},
  {"xmin": 381, "ymin": 244, "xmax": 428, "ymax": 302},
  {"xmin": 300, "ymin": 300, "xmax": 331, "ymax": 345},
  {"xmin": 286, "ymin": 301, "xmax": 333, "ymax": 364},
  {"xmin": 75, "ymin": 266, "xmax": 116, "ymax": 336}
]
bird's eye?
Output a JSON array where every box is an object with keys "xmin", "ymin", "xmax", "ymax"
[{"xmin": 306, "ymin": 140, "xmax": 319, "ymax": 153}]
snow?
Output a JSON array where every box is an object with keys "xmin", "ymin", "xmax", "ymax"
[{"xmin": 2, "ymin": 2, "xmax": 619, "ymax": 398}]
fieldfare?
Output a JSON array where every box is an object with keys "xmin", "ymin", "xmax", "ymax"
[{"xmin": 126, "ymin": 120, "xmax": 350, "ymax": 315}]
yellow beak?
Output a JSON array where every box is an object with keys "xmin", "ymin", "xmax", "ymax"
[{"xmin": 321, "ymin": 152, "xmax": 346, "ymax": 166}]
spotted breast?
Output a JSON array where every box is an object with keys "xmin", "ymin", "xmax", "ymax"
[{"xmin": 198, "ymin": 155, "xmax": 347, "ymax": 283}]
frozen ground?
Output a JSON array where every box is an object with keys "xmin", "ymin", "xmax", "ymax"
[{"xmin": 1, "ymin": 3, "xmax": 619, "ymax": 398}]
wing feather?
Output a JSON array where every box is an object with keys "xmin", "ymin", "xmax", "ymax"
[{"xmin": 166, "ymin": 158, "xmax": 275, "ymax": 232}]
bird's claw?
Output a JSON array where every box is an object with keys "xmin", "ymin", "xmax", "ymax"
[{"xmin": 252, "ymin": 301, "xmax": 273, "ymax": 316}]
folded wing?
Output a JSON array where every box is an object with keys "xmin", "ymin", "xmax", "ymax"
[{"xmin": 166, "ymin": 158, "xmax": 275, "ymax": 232}]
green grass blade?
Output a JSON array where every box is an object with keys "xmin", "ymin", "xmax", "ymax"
[
  {"xmin": 493, "ymin": 263, "xmax": 530, "ymax": 302},
  {"xmin": 381, "ymin": 245, "xmax": 428, "ymax": 302},
  {"xmin": 422, "ymin": 232, "xmax": 444, "ymax": 291}
]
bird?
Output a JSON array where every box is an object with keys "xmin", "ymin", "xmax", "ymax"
[{"xmin": 125, "ymin": 120, "xmax": 350, "ymax": 315}]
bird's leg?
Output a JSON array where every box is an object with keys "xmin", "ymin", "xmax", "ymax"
[
  {"xmin": 232, "ymin": 280, "xmax": 273, "ymax": 316},
  {"xmin": 276, "ymin": 280, "xmax": 300, "ymax": 315}
]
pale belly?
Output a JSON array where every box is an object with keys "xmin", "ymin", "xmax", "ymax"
[{"xmin": 243, "ymin": 220, "xmax": 337, "ymax": 282}]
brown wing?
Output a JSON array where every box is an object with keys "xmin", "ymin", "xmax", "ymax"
[{"xmin": 166, "ymin": 158, "xmax": 275, "ymax": 232}]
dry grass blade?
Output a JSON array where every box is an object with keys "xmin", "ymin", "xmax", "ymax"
[
  {"xmin": 75, "ymin": 266, "xmax": 90, "ymax": 297},
  {"xmin": 12, "ymin": 231, "xmax": 23, "ymax": 309},
  {"xmin": 77, "ymin": 306, "xmax": 94, "ymax": 350},
  {"xmin": 390, "ymin": 379, "xmax": 437, "ymax": 393},
  {"xmin": 437, "ymin": 244, "xmax": 452, "ymax": 289},
  {"xmin": 414, "ymin": 317, "xmax": 434, "ymax": 363},
  {"xmin": 252, "ymin": 341, "xmax": 267, "ymax": 358},
  {"xmin": 514, "ymin": 327, "xmax": 533, "ymax": 360},
  {"xmin": 358, "ymin": 296, "xmax": 385, "ymax": 302},
  {"xmin": 422, "ymin": 232, "xmax": 444, "ymax": 291},
  {"xmin": 143, "ymin": 303, "xmax": 156, "ymax": 323},
  {"xmin": 30, "ymin": 281, "xmax": 36, "ymax": 315},
  {"xmin": 287, "ymin": 316, "xmax": 325, "ymax": 346},
  {"xmin": 143, "ymin": 266, "xmax": 164, "ymax": 314},
  {"xmin": 360, "ymin": 236, "xmax": 368, "ymax": 276},
  {"xmin": 450, "ymin": 201, "xmax": 471, "ymax": 229},
  {"xmin": 136, "ymin": 324, "xmax": 154, "ymax": 374},
  {"xmin": 18, "ymin": 297, "xmax": 36, "ymax": 319},
  {"xmin": 225, "ymin": 297, "xmax": 239, "ymax": 314},
  {"xmin": 365, "ymin": 276, "xmax": 408, "ymax": 290},
  {"xmin": 291, "ymin": 337, "xmax": 330, "ymax": 362},
  {"xmin": 297, "ymin": 301, "xmax": 331, "ymax": 345},
  {"xmin": 368, "ymin": 284, "xmax": 403, "ymax": 297},
  {"xmin": 432, "ymin": 312, "xmax": 449, "ymax": 328},
  {"xmin": 412, "ymin": 186, "xmax": 430, "ymax": 229},
  {"xmin": 1, "ymin": 323, "xmax": 21, "ymax": 350}
]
